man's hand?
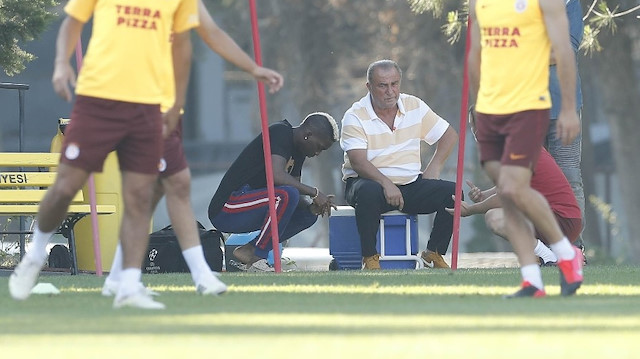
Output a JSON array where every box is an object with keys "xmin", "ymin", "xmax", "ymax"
[
  {"xmin": 310, "ymin": 193, "xmax": 337, "ymax": 217},
  {"xmin": 52, "ymin": 61, "xmax": 76, "ymax": 102},
  {"xmin": 251, "ymin": 66, "xmax": 284, "ymax": 94},
  {"xmin": 466, "ymin": 179, "xmax": 483, "ymax": 203},
  {"xmin": 556, "ymin": 109, "xmax": 580, "ymax": 146},
  {"xmin": 445, "ymin": 195, "xmax": 473, "ymax": 217},
  {"xmin": 162, "ymin": 107, "xmax": 181, "ymax": 138},
  {"xmin": 382, "ymin": 182, "xmax": 404, "ymax": 210}
]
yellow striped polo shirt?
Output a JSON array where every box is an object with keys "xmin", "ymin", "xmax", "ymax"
[
  {"xmin": 340, "ymin": 93, "xmax": 450, "ymax": 185},
  {"xmin": 475, "ymin": 0, "xmax": 551, "ymax": 114}
]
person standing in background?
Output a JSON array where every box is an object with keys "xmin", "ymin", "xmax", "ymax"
[{"xmin": 545, "ymin": 0, "xmax": 586, "ymax": 263}]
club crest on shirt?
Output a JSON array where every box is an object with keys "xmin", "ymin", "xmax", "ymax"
[
  {"xmin": 514, "ymin": 0, "xmax": 528, "ymax": 13},
  {"xmin": 65, "ymin": 143, "xmax": 80, "ymax": 160}
]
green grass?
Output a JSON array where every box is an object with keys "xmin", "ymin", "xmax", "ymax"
[{"xmin": 1, "ymin": 266, "xmax": 640, "ymax": 358}]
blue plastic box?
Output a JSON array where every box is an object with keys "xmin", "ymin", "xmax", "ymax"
[{"xmin": 329, "ymin": 206, "xmax": 420, "ymax": 270}]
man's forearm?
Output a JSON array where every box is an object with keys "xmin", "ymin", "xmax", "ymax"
[
  {"xmin": 555, "ymin": 48, "xmax": 577, "ymax": 112},
  {"xmin": 423, "ymin": 126, "xmax": 458, "ymax": 178},
  {"xmin": 55, "ymin": 16, "xmax": 83, "ymax": 65},
  {"xmin": 351, "ymin": 160, "xmax": 395, "ymax": 188},
  {"xmin": 196, "ymin": 0, "xmax": 257, "ymax": 75},
  {"xmin": 171, "ymin": 31, "xmax": 192, "ymax": 110},
  {"xmin": 272, "ymin": 171, "xmax": 317, "ymax": 198}
]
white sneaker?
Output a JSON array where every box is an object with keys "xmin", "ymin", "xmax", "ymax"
[
  {"xmin": 9, "ymin": 257, "xmax": 45, "ymax": 300},
  {"xmin": 113, "ymin": 286, "xmax": 165, "ymax": 310},
  {"xmin": 102, "ymin": 278, "xmax": 159, "ymax": 297},
  {"xmin": 247, "ymin": 259, "xmax": 275, "ymax": 272},
  {"xmin": 196, "ymin": 274, "xmax": 227, "ymax": 296},
  {"xmin": 101, "ymin": 276, "xmax": 119, "ymax": 297}
]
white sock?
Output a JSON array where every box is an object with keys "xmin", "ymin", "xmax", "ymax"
[
  {"xmin": 106, "ymin": 243, "xmax": 124, "ymax": 282},
  {"xmin": 521, "ymin": 264, "xmax": 544, "ymax": 290},
  {"xmin": 27, "ymin": 225, "xmax": 55, "ymax": 264},
  {"xmin": 182, "ymin": 245, "xmax": 212, "ymax": 285},
  {"xmin": 534, "ymin": 240, "xmax": 557, "ymax": 263},
  {"xmin": 550, "ymin": 237, "xmax": 575, "ymax": 261},
  {"xmin": 117, "ymin": 268, "xmax": 142, "ymax": 298}
]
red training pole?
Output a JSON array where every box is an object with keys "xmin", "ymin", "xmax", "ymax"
[
  {"xmin": 451, "ymin": 17, "xmax": 472, "ymax": 270},
  {"xmin": 248, "ymin": 0, "xmax": 282, "ymax": 273},
  {"xmin": 75, "ymin": 40, "xmax": 103, "ymax": 276}
]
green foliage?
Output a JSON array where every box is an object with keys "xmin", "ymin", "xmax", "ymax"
[
  {"xmin": 580, "ymin": 24, "xmax": 603, "ymax": 56},
  {"xmin": 407, "ymin": 0, "xmax": 446, "ymax": 18},
  {"xmin": 0, "ymin": 0, "xmax": 59, "ymax": 76}
]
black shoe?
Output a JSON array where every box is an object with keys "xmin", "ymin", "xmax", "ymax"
[
  {"xmin": 577, "ymin": 244, "xmax": 588, "ymax": 265},
  {"xmin": 504, "ymin": 281, "xmax": 546, "ymax": 299},
  {"xmin": 538, "ymin": 256, "xmax": 558, "ymax": 267}
]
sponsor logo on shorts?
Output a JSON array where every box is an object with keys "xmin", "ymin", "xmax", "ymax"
[
  {"xmin": 509, "ymin": 153, "xmax": 527, "ymax": 160},
  {"xmin": 158, "ymin": 158, "xmax": 167, "ymax": 172},
  {"xmin": 65, "ymin": 143, "xmax": 80, "ymax": 160}
]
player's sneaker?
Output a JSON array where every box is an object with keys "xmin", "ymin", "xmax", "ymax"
[
  {"xmin": 420, "ymin": 250, "xmax": 450, "ymax": 269},
  {"xmin": 362, "ymin": 254, "xmax": 381, "ymax": 270},
  {"xmin": 247, "ymin": 259, "xmax": 275, "ymax": 272},
  {"xmin": 101, "ymin": 276, "xmax": 120, "ymax": 297},
  {"xmin": 558, "ymin": 246, "xmax": 584, "ymax": 296},
  {"xmin": 101, "ymin": 277, "xmax": 159, "ymax": 297},
  {"xmin": 577, "ymin": 243, "xmax": 588, "ymax": 265},
  {"xmin": 538, "ymin": 257, "xmax": 557, "ymax": 267},
  {"xmin": 503, "ymin": 281, "xmax": 546, "ymax": 298},
  {"xmin": 113, "ymin": 286, "xmax": 165, "ymax": 310},
  {"xmin": 196, "ymin": 273, "xmax": 228, "ymax": 295},
  {"xmin": 9, "ymin": 257, "xmax": 45, "ymax": 300}
]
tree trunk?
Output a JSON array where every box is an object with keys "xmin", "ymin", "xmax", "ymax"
[
  {"xmin": 593, "ymin": 23, "xmax": 640, "ymax": 263},
  {"xmin": 578, "ymin": 57, "xmax": 604, "ymax": 251}
]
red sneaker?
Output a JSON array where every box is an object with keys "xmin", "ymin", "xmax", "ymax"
[
  {"xmin": 504, "ymin": 281, "xmax": 546, "ymax": 298},
  {"xmin": 558, "ymin": 246, "xmax": 584, "ymax": 296}
]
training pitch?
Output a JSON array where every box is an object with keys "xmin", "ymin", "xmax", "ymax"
[{"xmin": 1, "ymin": 265, "xmax": 639, "ymax": 358}]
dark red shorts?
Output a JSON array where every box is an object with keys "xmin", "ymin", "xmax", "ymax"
[
  {"xmin": 61, "ymin": 95, "xmax": 163, "ymax": 174},
  {"xmin": 475, "ymin": 109, "xmax": 549, "ymax": 169},
  {"xmin": 159, "ymin": 119, "xmax": 188, "ymax": 178},
  {"xmin": 536, "ymin": 215, "xmax": 582, "ymax": 244}
]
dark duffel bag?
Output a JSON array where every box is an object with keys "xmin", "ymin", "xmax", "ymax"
[{"xmin": 143, "ymin": 222, "xmax": 223, "ymax": 274}]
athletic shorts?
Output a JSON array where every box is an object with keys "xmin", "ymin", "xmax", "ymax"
[
  {"xmin": 475, "ymin": 109, "xmax": 549, "ymax": 169},
  {"xmin": 536, "ymin": 215, "xmax": 582, "ymax": 244},
  {"xmin": 61, "ymin": 95, "xmax": 163, "ymax": 174},
  {"xmin": 159, "ymin": 118, "xmax": 188, "ymax": 178}
]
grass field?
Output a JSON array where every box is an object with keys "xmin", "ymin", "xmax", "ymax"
[{"xmin": 1, "ymin": 265, "xmax": 639, "ymax": 358}]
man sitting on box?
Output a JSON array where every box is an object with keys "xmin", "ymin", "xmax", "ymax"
[
  {"xmin": 340, "ymin": 59, "xmax": 459, "ymax": 270},
  {"xmin": 208, "ymin": 112, "xmax": 338, "ymax": 272}
]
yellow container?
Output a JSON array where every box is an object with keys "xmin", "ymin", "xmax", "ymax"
[{"xmin": 51, "ymin": 118, "xmax": 122, "ymax": 272}]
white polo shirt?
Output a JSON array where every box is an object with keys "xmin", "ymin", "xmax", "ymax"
[{"xmin": 340, "ymin": 93, "xmax": 450, "ymax": 185}]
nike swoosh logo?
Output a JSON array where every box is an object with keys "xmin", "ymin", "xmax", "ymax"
[
  {"xmin": 509, "ymin": 153, "xmax": 527, "ymax": 160},
  {"xmin": 424, "ymin": 260, "xmax": 434, "ymax": 268}
]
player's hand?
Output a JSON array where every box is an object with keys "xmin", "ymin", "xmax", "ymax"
[
  {"xmin": 252, "ymin": 66, "xmax": 284, "ymax": 94},
  {"xmin": 310, "ymin": 194, "xmax": 337, "ymax": 217},
  {"xmin": 445, "ymin": 195, "xmax": 472, "ymax": 217},
  {"xmin": 556, "ymin": 109, "xmax": 580, "ymax": 146},
  {"xmin": 52, "ymin": 61, "xmax": 76, "ymax": 102},
  {"xmin": 162, "ymin": 107, "xmax": 181, "ymax": 138},
  {"xmin": 466, "ymin": 179, "xmax": 483, "ymax": 203}
]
